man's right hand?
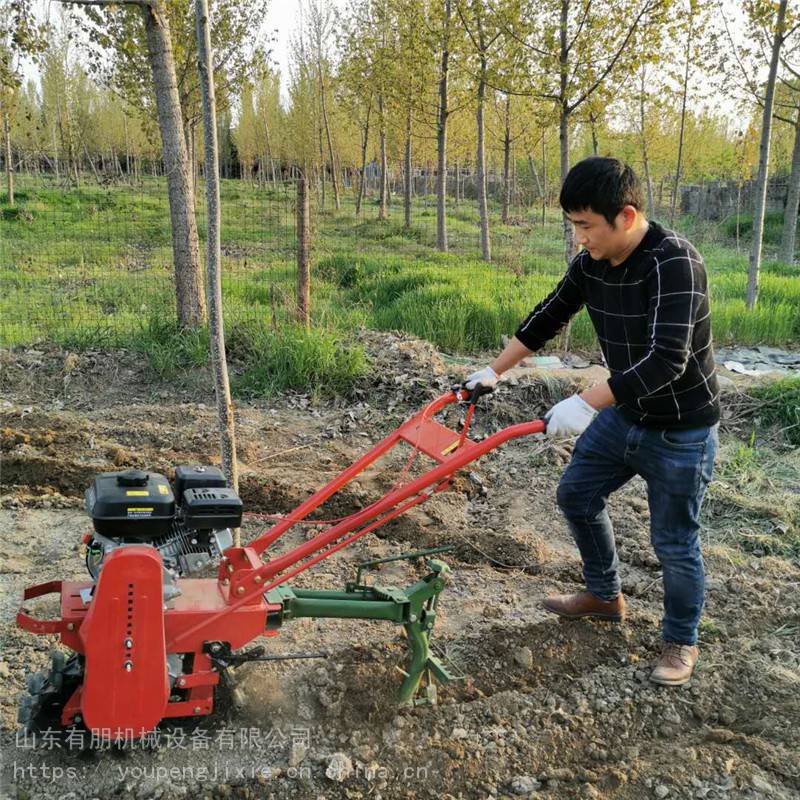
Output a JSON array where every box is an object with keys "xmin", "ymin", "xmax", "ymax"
[{"xmin": 463, "ymin": 366, "xmax": 500, "ymax": 393}]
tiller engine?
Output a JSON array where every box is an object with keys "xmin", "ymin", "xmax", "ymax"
[{"xmin": 17, "ymin": 388, "xmax": 545, "ymax": 740}]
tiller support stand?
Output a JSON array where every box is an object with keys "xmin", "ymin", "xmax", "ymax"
[
  {"xmin": 267, "ymin": 546, "xmax": 454, "ymax": 705},
  {"xmin": 17, "ymin": 388, "xmax": 545, "ymax": 739}
]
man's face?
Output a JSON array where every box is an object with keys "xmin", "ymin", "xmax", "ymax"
[{"xmin": 565, "ymin": 207, "xmax": 635, "ymax": 262}]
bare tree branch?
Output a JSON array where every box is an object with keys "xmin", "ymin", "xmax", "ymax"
[
  {"xmin": 718, "ymin": 0, "xmax": 762, "ymax": 103},
  {"xmin": 566, "ymin": 0, "xmax": 593, "ymax": 55},
  {"xmin": 568, "ymin": 0, "xmax": 654, "ymax": 112}
]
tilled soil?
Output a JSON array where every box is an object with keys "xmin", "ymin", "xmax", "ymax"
[{"xmin": 1, "ymin": 333, "xmax": 798, "ymax": 800}]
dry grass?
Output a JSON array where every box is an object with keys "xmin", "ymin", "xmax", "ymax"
[{"xmin": 703, "ymin": 433, "xmax": 800, "ymax": 561}]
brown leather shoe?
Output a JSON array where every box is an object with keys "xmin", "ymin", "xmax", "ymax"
[
  {"xmin": 649, "ymin": 643, "xmax": 699, "ymax": 686},
  {"xmin": 541, "ymin": 591, "xmax": 625, "ymax": 622}
]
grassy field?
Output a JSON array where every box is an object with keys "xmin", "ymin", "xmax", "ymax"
[{"xmin": 1, "ymin": 176, "xmax": 799, "ymax": 393}]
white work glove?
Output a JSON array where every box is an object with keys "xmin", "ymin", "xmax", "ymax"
[
  {"xmin": 463, "ymin": 365, "xmax": 500, "ymax": 393},
  {"xmin": 544, "ymin": 393, "xmax": 597, "ymax": 438}
]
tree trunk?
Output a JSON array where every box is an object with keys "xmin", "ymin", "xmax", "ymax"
[
  {"xmin": 262, "ymin": 106, "xmax": 277, "ymax": 187},
  {"xmin": 317, "ymin": 118, "xmax": 326, "ymax": 210},
  {"xmin": 191, "ymin": 119, "xmax": 198, "ymax": 190},
  {"xmin": 779, "ymin": 112, "xmax": 800, "ymax": 264},
  {"xmin": 589, "ymin": 111, "xmax": 599, "ymax": 155},
  {"xmin": 436, "ymin": 0, "xmax": 451, "ymax": 252},
  {"xmin": 143, "ymin": 0, "xmax": 206, "ymax": 328},
  {"xmin": 123, "ymin": 113, "xmax": 131, "ymax": 180},
  {"xmin": 318, "ymin": 64, "xmax": 340, "ymax": 210},
  {"xmin": 527, "ymin": 152, "xmax": 543, "ymax": 199},
  {"xmin": 502, "ymin": 94, "xmax": 512, "ymax": 225},
  {"xmin": 296, "ymin": 173, "xmax": 311, "ymax": 326},
  {"xmin": 512, "ymin": 146, "xmax": 518, "ymax": 208},
  {"xmin": 541, "ymin": 134, "xmax": 547, "ymax": 226},
  {"xmin": 378, "ymin": 93, "xmax": 388, "ymax": 220},
  {"xmin": 3, "ymin": 110, "xmax": 13, "ymax": 205},
  {"xmin": 195, "ymin": 0, "xmax": 238, "ymax": 507},
  {"xmin": 559, "ymin": 0, "xmax": 576, "ymax": 266},
  {"xmin": 62, "ymin": 103, "xmax": 79, "ymax": 187},
  {"xmin": 404, "ymin": 103, "xmax": 412, "ymax": 229},
  {"xmin": 639, "ymin": 68, "xmax": 655, "ymax": 215},
  {"xmin": 183, "ymin": 120, "xmax": 195, "ymax": 192},
  {"xmin": 71, "ymin": 137, "xmax": 81, "ymax": 186},
  {"xmin": 669, "ymin": 13, "xmax": 694, "ymax": 226},
  {"xmin": 736, "ymin": 181, "xmax": 741, "ymax": 252},
  {"xmin": 52, "ymin": 120, "xmax": 60, "ymax": 182},
  {"xmin": 356, "ymin": 100, "xmax": 371, "ymax": 216},
  {"xmin": 83, "ymin": 141, "xmax": 101, "ymax": 183},
  {"xmin": 559, "ymin": 0, "xmax": 575, "ymax": 353},
  {"xmin": 748, "ymin": 0, "xmax": 788, "ymax": 309},
  {"xmin": 559, "ymin": 107, "xmax": 575, "ymax": 262},
  {"xmin": 476, "ymin": 42, "xmax": 491, "ymax": 260}
]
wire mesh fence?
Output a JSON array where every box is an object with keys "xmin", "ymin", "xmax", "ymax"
[
  {"xmin": 0, "ymin": 172, "xmax": 298, "ymax": 346},
  {"xmin": 5, "ymin": 163, "xmax": 787, "ymax": 357},
  {"xmin": 1, "ymin": 165, "xmax": 580, "ymax": 350}
]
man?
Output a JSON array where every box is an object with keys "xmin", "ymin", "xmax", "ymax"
[{"xmin": 465, "ymin": 156, "xmax": 719, "ymax": 686}]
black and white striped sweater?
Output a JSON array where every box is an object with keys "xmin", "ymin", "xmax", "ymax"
[{"xmin": 514, "ymin": 220, "xmax": 720, "ymax": 428}]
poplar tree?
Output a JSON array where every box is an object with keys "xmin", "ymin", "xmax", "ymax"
[
  {"xmin": 505, "ymin": 0, "xmax": 664, "ymax": 264},
  {"xmin": 0, "ymin": 0, "xmax": 48, "ymax": 205}
]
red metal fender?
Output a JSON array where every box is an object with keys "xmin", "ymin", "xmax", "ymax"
[
  {"xmin": 17, "ymin": 581, "xmax": 68, "ymax": 634},
  {"xmin": 79, "ymin": 546, "xmax": 169, "ymax": 739}
]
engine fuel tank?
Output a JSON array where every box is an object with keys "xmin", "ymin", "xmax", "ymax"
[{"xmin": 86, "ymin": 469, "xmax": 175, "ymax": 538}]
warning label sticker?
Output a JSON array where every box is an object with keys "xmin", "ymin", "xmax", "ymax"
[{"xmin": 126, "ymin": 507, "xmax": 154, "ymax": 518}]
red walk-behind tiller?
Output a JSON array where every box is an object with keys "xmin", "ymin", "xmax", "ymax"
[{"xmin": 17, "ymin": 387, "xmax": 545, "ymax": 740}]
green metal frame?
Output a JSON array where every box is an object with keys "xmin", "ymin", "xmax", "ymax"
[{"xmin": 264, "ymin": 549, "xmax": 461, "ymax": 705}]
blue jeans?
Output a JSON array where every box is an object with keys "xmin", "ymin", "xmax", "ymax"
[{"xmin": 556, "ymin": 406, "xmax": 718, "ymax": 645}]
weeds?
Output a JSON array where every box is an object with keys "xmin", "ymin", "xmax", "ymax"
[
  {"xmin": 720, "ymin": 211, "xmax": 785, "ymax": 246},
  {"xmin": 229, "ymin": 322, "xmax": 367, "ymax": 398},
  {"xmin": 747, "ymin": 377, "xmax": 800, "ymax": 445},
  {"xmin": 128, "ymin": 318, "xmax": 211, "ymax": 377},
  {"xmin": 704, "ymin": 436, "xmax": 800, "ymax": 561}
]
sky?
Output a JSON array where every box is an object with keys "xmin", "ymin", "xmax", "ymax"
[
  {"xmin": 266, "ymin": 0, "xmax": 353, "ymax": 102},
  {"xmin": 262, "ymin": 0, "xmax": 314, "ymax": 100}
]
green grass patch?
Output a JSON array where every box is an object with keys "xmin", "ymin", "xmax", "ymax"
[
  {"xmin": 747, "ymin": 376, "xmax": 800, "ymax": 445},
  {"xmin": 2, "ymin": 177, "xmax": 800, "ymax": 396},
  {"xmin": 721, "ymin": 211, "xmax": 785, "ymax": 247},
  {"xmin": 229, "ymin": 322, "xmax": 367, "ymax": 398},
  {"xmin": 50, "ymin": 313, "xmax": 367, "ymax": 397},
  {"xmin": 128, "ymin": 318, "xmax": 211, "ymax": 378}
]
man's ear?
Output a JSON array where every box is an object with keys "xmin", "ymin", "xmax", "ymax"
[{"xmin": 619, "ymin": 205, "xmax": 638, "ymax": 230}]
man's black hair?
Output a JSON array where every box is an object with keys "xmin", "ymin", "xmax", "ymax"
[{"xmin": 559, "ymin": 156, "xmax": 644, "ymax": 226}]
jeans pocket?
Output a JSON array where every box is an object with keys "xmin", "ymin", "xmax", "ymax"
[
  {"xmin": 660, "ymin": 426, "xmax": 711, "ymax": 449},
  {"xmin": 640, "ymin": 429, "xmax": 709, "ymax": 498}
]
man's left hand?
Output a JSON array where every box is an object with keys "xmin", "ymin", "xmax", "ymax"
[{"xmin": 545, "ymin": 394, "xmax": 598, "ymax": 437}]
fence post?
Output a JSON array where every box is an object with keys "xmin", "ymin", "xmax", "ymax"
[{"xmin": 296, "ymin": 172, "xmax": 311, "ymax": 328}]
